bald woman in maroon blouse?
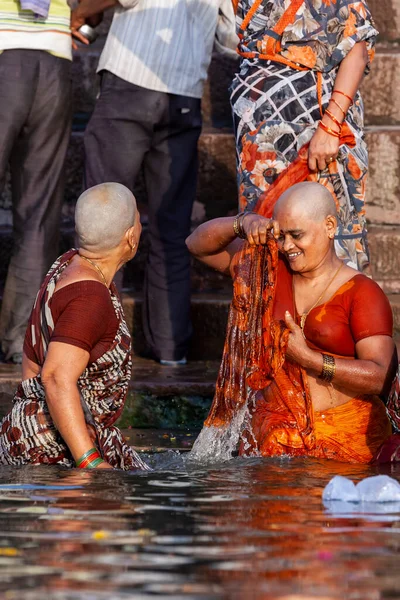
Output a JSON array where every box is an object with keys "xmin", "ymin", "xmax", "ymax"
[{"xmin": 0, "ymin": 183, "xmax": 149, "ymax": 471}]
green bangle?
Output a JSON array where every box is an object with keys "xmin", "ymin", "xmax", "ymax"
[
  {"xmin": 76, "ymin": 447, "xmax": 98, "ymax": 467},
  {"xmin": 87, "ymin": 457, "xmax": 105, "ymax": 469}
]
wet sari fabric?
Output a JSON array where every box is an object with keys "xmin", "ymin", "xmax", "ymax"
[
  {"xmin": 230, "ymin": 0, "xmax": 378, "ymax": 270},
  {"xmin": 0, "ymin": 250, "xmax": 149, "ymax": 471}
]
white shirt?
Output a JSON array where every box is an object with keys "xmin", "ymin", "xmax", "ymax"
[{"xmin": 97, "ymin": 0, "xmax": 238, "ymax": 98}]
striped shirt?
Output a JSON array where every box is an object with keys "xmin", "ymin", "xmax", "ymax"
[
  {"xmin": 0, "ymin": 0, "xmax": 71, "ymax": 60},
  {"xmin": 98, "ymin": 0, "xmax": 238, "ymax": 99}
]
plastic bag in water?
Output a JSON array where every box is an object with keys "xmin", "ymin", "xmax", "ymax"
[
  {"xmin": 322, "ymin": 475, "xmax": 360, "ymax": 503},
  {"xmin": 323, "ymin": 474, "xmax": 400, "ymax": 504},
  {"xmin": 356, "ymin": 475, "xmax": 400, "ymax": 502}
]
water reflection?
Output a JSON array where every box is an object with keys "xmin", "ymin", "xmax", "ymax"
[{"xmin": 0, "ymin": 456, "xmax": 399, "ymax": 599}]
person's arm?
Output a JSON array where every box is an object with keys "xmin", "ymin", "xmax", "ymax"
[
  {"xmin": 308, "ymin": 41, "xmax": 369, "ymax": 172},
  {"xmin": 284, "ymin": 312, "xmax": 397, "ymax": 396},
  {"xmin": 186, "ymin": 214, "xmax": 278, "ymax": 275},
  {"xmin": 71, "ymin": 0, "xmax": 138, "ymax": 42},
  {"xmin": 214, "ymin": 0, "xmax": 239, "ymax": 58},
  {"xmin": 41, "ymin": 342, "xmax": 112, "ymax": 468}
]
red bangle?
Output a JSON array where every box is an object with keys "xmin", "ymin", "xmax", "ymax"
[
  {"xmin": 329, "ymin": 97, "xmax": 347, "ymax": 118},
  {"xmin": 76, "ymin": 447, "xmax": 102, "ymax": 468},
  {"xmin": 324, "ymin": 109, "xmax": 343, "ymax": 131},
  {"xmin": 332, "ymin": 90, "xmax": 354, "ymax": 106},
  {"xmin": 78, "ymin": 453, "xmax": 101, "ymax": 469},
  {"xmin": 318, "ymin": 120, "xmax": 340, "ymax": 138}
]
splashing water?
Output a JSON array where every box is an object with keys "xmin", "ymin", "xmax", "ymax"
[{"xmin": 188, "ymin": 402, "xmax": 257, "ymax": 463}]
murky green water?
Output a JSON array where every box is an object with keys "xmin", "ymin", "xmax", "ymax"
[{"xmin": 0, "ymin": 455, "xmax": 399, "ymax": 599}]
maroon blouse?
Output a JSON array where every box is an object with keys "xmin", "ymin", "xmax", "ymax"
[{"xmin": 24, "ymin": 281, "xmax": 119, "ymax": 365}]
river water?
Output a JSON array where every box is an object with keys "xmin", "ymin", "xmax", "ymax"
[{"xmin": 0, "ymin": 454, "xmax": 399, "ymax": 599}]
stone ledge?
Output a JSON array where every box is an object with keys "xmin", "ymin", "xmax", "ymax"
[
  {"xmin": 121, "ymin": 428, "xmax": 199, "ymax": 452},
  {"xmin": 364, "ymin": 127, "xmax": 400, "ymax": 225},
  {"xmin": 0, "ymin": 358, "xmax": 218, "ymax": 427},
  {"xmin": 57, "ymin": 127, "xmax": 400, "ymax": 227},
  {"xmin": 390, "ymin": 295, "xmax": 400, "ymax": 337},
  {"xmin": 123, "ymin": 293, "xmax": 231, "ymax": 361},
  {"xmin": 361, "ymin": 49, "xmax": 400, "ymax": 126},
  {"xmin": 368, "ymin": 225, "xmax": 400, "ymax": 293},
  {"xmin": 59, "ymin": 130, "xmax": 238, "ymax": 225},
  {"xmin": 368, "ymin": 0, "xmax": 400, "ymax": 42}
]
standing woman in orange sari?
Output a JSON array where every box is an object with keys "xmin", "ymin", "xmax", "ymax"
[{"xmin": 230, "ymin": 0, "xmax": 378, "ymax": 271}]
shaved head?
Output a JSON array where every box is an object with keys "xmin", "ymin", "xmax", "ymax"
[
  {"xmin": 75, "ymin": 183, "xmax": 137, "ymax": 252},
  {"xmin": 273, "ymin": 182, "xmax": 337, "ymax": 222}
]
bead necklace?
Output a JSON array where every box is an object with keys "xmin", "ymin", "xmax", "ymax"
[
  {"xmin": 79, "ymin": 254, "xmax": 108, "ymax": 288},
  {"xmin": 293, "ymin": 262, "xmax": 344, "ymax": 338}
]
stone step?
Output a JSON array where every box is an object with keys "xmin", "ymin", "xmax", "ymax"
[
  {"xmin": 365, "ymin": 127, "xmax": 400, "ymax": 226},
  {"xmin": 121, "ymin": 428, "xmax": 198, "ymax": 453},
  {"xmin": 361, "ymin": 48, "xmax": 400, "ymax": 127},
  {"xmin": 55, "ymin": 129, "xmax": 239, "ymax": 228},
  {"xmin": 391, "ymin": 295, "xmax": 400, "ymax": 337},
  {"xmin": 368, "ymin": 0, "xmax": 400, "ymax": 42},
  {"xmin": 0, "ymin": 358, "xmax": 217, "ymax": 430},
  {"xmin": 123, "ymin": 293, "xmax": 231, "ymax": 361},
  {"xmin": 1, "ymin": 125, "xmax": 398, "ymax": 230},
  {"xmin": 33, "ymin": 125, "xmax": 400, "ymax": 232},
  {"xmin": 2, "ymin": 326, "xmax": 400, "ymax": 434},
  {"xmin": 70, "ymin": 44, "xmax": 400, "ymax": 128},
  {"xmin": 369, "ymin": 227, "xmax": 400, "ymax": 294},
  {"xmin": 123, "ymin": 291, "xmax": 400, "ymax": 353},
  {"xmin": 0, "ymin": 223, "xmax": 232, "ymax": 295},
  {"xmin": 0, "ymin": 221, "xmax": 398, "ymax": 294}
]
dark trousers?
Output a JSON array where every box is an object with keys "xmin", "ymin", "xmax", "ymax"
[
  {"xmin": 84, "ymin": 72, "xmax": 202, "ymax": 361},
  {"xmin": 0, "ymin": 50, "xmax": 72, "ymax": 359}
]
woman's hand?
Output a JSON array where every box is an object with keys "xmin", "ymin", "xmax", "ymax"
[
  {"xmin": 241, "ymin": 214, "xmax": 279, "ymax": 245},
  {"xmin": 308, "ymin": 126, "xmax": 340, "ymax": 172},
  {"xmin": 284, "ymin": 312, "xmax": 316, "ymax": 368}
]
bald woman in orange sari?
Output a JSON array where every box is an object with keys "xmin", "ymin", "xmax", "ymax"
[{"xmin": 187, "ymin": 182, "xmax": 397, "ymax": 464}]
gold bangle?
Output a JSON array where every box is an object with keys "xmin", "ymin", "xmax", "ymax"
[
  {"xmin": 233, "ymin": 212, "xmax": 244, "ymax": 237},
  {"xmin": 234, "ymin": 211, "xmax": 254, "ymax": 239},
  {"xmin": 320, "ymin": 353, "xmax": 336, "ymax": 382}
]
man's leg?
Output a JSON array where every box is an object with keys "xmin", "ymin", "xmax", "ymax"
[
  {"xmin": 84, "ymin": 73, "xmax": 161, "ymax": 294},
  {"xmin": 143, "ymin": 94, "xmax": 202, "ymax": 362},
  {"xmin": 0, "ymin": 50, "xmax": 72, "ymax": 360},
  {"xmin": 84, "ymin": 72, "xmax": 153, "ymax": 190}
]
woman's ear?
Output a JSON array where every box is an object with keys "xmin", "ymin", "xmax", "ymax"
[
  {"xmin": 326, "ymin": 214, "xmax": 337, "ymax": 239},
  {"xmin": 126, "ymin": 226, "xmax": 137, "ymax": 251}
]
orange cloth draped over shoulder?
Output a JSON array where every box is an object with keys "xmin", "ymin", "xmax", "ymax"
[{"xmin": 203, "ymin": 134, "xmax": 392, "ymax": 464}]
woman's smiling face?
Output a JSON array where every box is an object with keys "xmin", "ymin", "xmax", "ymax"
[{"xmin": 274, "ymin": 205, "xmax": 335, "ymax": 273}]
